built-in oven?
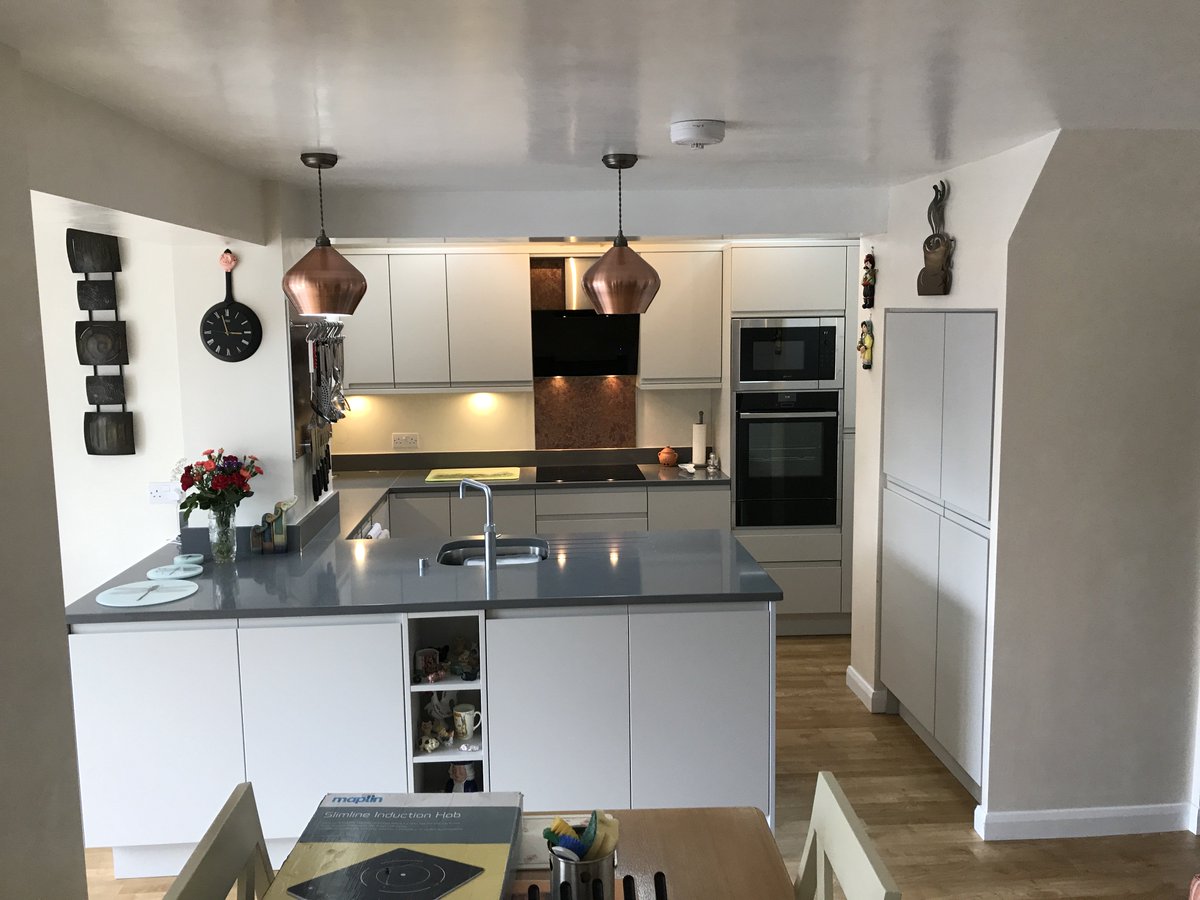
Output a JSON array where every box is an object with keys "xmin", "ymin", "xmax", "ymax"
[
  {"xmin": 731, "ymin": 317, "xmax": 843, "ymax": 391},
  {"xmin": 734, "ymin": 390, "xmax": 841, "ymax": 527}
]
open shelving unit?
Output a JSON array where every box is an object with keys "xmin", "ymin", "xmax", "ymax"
[{"xmin": 403, "ymin": 610, "xmax": 489, "ymax": 794}]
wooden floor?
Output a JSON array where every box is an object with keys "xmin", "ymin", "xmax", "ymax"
[{"xmin": 86, "ymin": 636, "xmax": 1200, "ymax": 899}]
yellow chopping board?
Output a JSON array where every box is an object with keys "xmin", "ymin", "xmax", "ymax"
[{"xmin": 424, "ymin": 467, "xmax": 521, "ymax": 482}]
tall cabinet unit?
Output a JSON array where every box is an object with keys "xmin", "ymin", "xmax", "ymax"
[{"xmin": 879, "ymin": 310, "xmax": 996, "ymax": 788}]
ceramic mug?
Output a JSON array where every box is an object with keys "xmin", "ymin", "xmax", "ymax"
[{"xmin": 453, "ymin": 705, "xmax": 482, "ymax": 739}]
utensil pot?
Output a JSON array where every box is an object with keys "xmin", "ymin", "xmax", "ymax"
[{"xmin": 549, "ymin": 848, "xmax": 615, "ymax": 900}]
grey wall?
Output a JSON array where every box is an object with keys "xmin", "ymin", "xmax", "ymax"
[
  {"xmin": 283, "ymin": 183, "xmax": 887, "ymax": 242},
  {"xmin": 0, "ymin": 43, "xmax": 87, "ymax": 899},
  {"xmin": 989, "ymin": 130, "xmax": 1200, "ymax": 813}
]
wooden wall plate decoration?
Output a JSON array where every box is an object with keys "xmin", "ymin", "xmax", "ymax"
[
  {"xmin": 65, "ymin": 228, "xmax": 122, "ymax": 274},
  {"xmin": 76, "ymin": 321, "xmax": 128, "ymax": 366},
  {"xmin": 85, "ymin": 374, "xmax": 126, "ymax": 406},
  {"xmin": 76, "ymin": 280, "xmax": 117, "ymax": 311},
  {"xmin": 83, "ymin": 411, "xmax": 135, "ymax": 455}
]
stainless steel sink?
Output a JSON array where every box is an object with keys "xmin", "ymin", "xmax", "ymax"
[{"xmin": 436, "ymin": 537, "xmax": 549, "ymax": 567}]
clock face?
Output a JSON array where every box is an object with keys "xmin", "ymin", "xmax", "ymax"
[{"xmin": 200, "ymin": 301, "xmax": 262, "ymax": 362}]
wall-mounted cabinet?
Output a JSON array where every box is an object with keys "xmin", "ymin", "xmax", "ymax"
[
  {"xmin": 341, "ymin": 253, "xmax": 532, "ymax": 392},
  {"xmin": 638, "ymin": 251, "xmax": 723, "ymax": 387},
  {"xmin": 730, "ymin": 246, "xmax": 848, "ymax": 313}
]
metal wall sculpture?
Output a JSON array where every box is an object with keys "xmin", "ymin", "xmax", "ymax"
[
  {"xmin": 67, "ymin": 229, "xmax": 134, "ymax": 455},
  {"xmin": 917, "ymin": 181, "xmax": 954, "ymax": 296}
]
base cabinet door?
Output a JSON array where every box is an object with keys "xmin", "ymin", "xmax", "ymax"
[
  {"xmin": 237, "ymin": 617, "xmax": 408, "ymax": 851},
  {"xmin": 628, "ymin": 605, "xmax": 771, "ymax": 814},
  {"xmin": 486, "ymin": 609, "xmax": 630, "ymax": 811},
  {"xmin": 389, "ymin": 494, "xmax": 452, "ymax": 537},
  {"xmin": 934, "ymin": 520, "xmax": 988, "ymax": 784},
  {"xmin": 879, "ymin": 488, "xmax": 941, "ymax": 731},
  {"xmin": 69, "ymin": 626, "xmax": 245, "ymax": 847},
  {"xmin": 647, "ymin": 486, "xmax": 730, "ymax": 531},
  {"xmin": 451, "ymin": 491, "xmax": 536, "ymax": 537},
  {"xmin": 764, "ymin": 563, "xmax": 842, "ymax": 615}
]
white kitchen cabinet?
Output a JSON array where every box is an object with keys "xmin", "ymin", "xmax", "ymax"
[
  {"xmin": 638, "ymin": 251, "xmax": 723, "ymax": 385},
  {"xmin": 730, "ymin": 246, "xmax": 848, "ymax": 313},
  {"xmin": 237, "ymin": 617, "xmax": 409, "ymax": 850},
  {"xmin": 485, "ymin": 608, "xmax": 631, "ymax": 811},
  {"xmin": 941, "ymin": 312, "xmax": 997, "ymax": 524},
  {"xmin": 446, "ymin": 254, "xmax": 533, "ymax": 386},
  {"xmin": 69, "ymin": 625, "xmax": 244, "ymax": 848},
  {"xmin": 450, "ymin": 490, "xmax": 536, "ymax": 537},
  {"xmin": 389, "ymin": 493, "xmax": 452, "ymax": 537},
  {"xmin": 763, "ymin": 563, "xmax": 842, "ymax": 615},
  {"xmin": 391, "ymin": 255, "xmax": 451, "ymax": 387},
  {"xmin": 646, "ymin": 486, "xmax": 730, "ymax": 531},
  {"xmin": 934, "ymin": 518, "xmax": 988, "ymax": 784},
  {"xmin": 882, "ymin": 311, "xmax": 945, "ymax": 499},
  {"xmin": 628, "ymin": 604, "xmax": 772, "ymax": 814},
  {"xmin": 339, "ymin": 255, "xmax": 395, "ymax": 388},
  {"xmin": 879, "ymin": 487, "xmax": 941, "ymax": 731}
]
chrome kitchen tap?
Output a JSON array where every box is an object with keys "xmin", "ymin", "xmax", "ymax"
[{"xmin": 458, "ymin": 478, "xmax": 496, "ymax": 571}]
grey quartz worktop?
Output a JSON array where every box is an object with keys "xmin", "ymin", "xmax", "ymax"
[
  {"xmin": 64, "ymin": 528, "xmax": 778, "ymax": 627},
  {"xmin": 333, "ymin": 465, "xmax": 730, "ymax": 538}
]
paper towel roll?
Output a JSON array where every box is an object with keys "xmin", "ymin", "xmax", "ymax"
[{"xmin": 692, "ymin": 422, "xmax": 706, "ymax": 468}]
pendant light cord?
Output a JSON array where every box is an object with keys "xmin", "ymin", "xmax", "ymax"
[
  {"xmin": 317, "ymin": 167, "xmax": 327, "ymax": 237},
  {"xmin": 617, "ymin": 168, "xmax": 623, "ymax": 238}
]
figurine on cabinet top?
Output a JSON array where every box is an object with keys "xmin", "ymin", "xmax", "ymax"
[{"xmin": 444, "ymin": 762, "xmax": 480, "ymax": 793}]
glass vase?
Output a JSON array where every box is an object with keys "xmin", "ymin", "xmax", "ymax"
[{"xmin": 209, "ymin": 507, "xmax": 236, "ymax": 563}]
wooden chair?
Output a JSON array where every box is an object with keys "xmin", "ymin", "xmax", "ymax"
[
  {"xmin": 163, "ymin": 783, "xmax": 274, "ymax": 900},
  {"xmin": 794, "ymin": 771, "xmax": 901, "ymax": 900}
]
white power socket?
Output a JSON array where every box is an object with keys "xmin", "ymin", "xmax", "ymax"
[
  {"xmin": 392, "ymin": 432, "xmax": 420, "ymax": 450},
  {"xmin": 148, "ymin": 482, "xmax": 180, "ymax": 505}
]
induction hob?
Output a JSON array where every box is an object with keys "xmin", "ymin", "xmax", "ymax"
[
  {"xmin": 535, "ymin": 463, "xmax": 646, "ymax": 484},
  {"xmin": 286, "ymin": 847, "xmax": 484, "ymax": 900}
]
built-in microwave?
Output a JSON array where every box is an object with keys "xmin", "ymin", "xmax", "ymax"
[{"xmin": 731, "ymin": 317, "xmax": 843, "ymax": 391}]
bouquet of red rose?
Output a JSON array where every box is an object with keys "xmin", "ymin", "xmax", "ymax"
[{"xmin": 179, "ymin": 448, "xmax": 263, "ymax": 521}]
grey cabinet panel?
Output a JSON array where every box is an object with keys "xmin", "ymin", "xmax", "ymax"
[
  {"xmin": 941, "ymin": 313, "xmax": 997, "ymax": 524},
  {"xmin": 841, "ymin": 434, "xmax": 855, "ymax": 612},
  {"xmin": 450, "ymin": 491, "xmax": 536, "ymax": 537},
  {"xmin": 647, "ymin": 486, "xmax": 730, "ymax": 531},
  {"xmin": 387, "ymin": 494, "xmax": 451, "ymax": 537},
  {"xmin": 934, "ymin": 518, "xmax": 988, "ymax": 784},
  {"xmin": 879, "ymin": 487, "xmax": 940, "ymax": 731},
  {"xmin": 882, "ymin": 312, "xmax": 945, "ymax": 498}
]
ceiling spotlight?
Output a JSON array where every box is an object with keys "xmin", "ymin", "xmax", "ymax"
[{"xmin": 670, "ymin": 119, "xmax": 726, "ymax": 149}]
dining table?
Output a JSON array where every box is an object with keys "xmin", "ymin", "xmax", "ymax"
[{"xmin": 263, "ymin": 805, "xmax": 795, "ymax": 900}]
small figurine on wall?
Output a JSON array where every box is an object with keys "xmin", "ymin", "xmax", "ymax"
[
  {"xmin": 861, "ymin": 251, "xmax": 876, "ymax": 309},
  {"xmin": 444, "ymin": 763, "xmax": 480, "ymax": 793},
  {"xmin": 857, "ymin": 320, "xmax": 874, "ymax": 370},
  {"xmin": 917, "ymin": 181, "xmax": 955, "ymax": 296}
]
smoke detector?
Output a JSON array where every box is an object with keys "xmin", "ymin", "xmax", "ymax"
[{"xmin": 670, "ymin": 119, "xmax": 726, "ymax": 149}]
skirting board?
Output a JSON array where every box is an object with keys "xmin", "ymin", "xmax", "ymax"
[
  {"xmin": 845, "ymin": 665, "xmax": 893, "ymax": 714},
  {"xmin": 778, "ymin": 613, "xmax": 850, "ymax": 636},
  {"xmin": 974, "ymin": 802, "xmax": 1195, "ymax": 841}
]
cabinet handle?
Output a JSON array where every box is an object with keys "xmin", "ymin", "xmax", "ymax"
[{"xmin": 738, "ymin": 411, "xmax": 837, "ymax": 420}]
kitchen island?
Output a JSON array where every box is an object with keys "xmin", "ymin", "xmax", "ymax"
[{"xmin": 65, "ymin": 523, "xmax": 779, "ymax": 877}]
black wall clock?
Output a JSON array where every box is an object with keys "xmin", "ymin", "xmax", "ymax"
[{"xmin": 201, "ymin": 249, "xmax": 262, "ymax": 362}]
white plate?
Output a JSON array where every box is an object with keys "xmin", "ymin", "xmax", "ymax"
[
  {"xmin": 147, "ymin": 564, "xmax": 203, "ymax": 580},
  {"xmin": 174, "ymin": 553, "xmax": 204, "ymax": 565},
  {"xmin": 96, "ymin": 580, "xmax": 198, "ymax": 608}
]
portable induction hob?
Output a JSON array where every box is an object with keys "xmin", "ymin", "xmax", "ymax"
[{"xmin": 286, "ymin": 847, "xmax": 485, "ymax": 900}]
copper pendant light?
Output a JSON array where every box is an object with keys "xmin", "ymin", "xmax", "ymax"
[
  {"xmin": 282, "ymin": 152, "xmax": 368, "ymax": 317},
  {"xmin": 582, "ymin": 153, "xmax": 660, "ymax": 315}
]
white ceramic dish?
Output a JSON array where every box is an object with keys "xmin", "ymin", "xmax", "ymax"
[
  {"xmin": 147, "ymin": 563, "xmax": 204, "ymax": 580},
  {"xmin": 96, "ymin": 580, "xmax": 198, "ymax": 608},
  {"xmin": 173, "ymin": 553, "xmax": 204, "ymax": 565}
]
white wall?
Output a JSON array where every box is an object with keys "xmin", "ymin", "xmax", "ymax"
[
  {"xmin": 0, "ymin": 42, "xmax": 87, "ymax": 899},
  {"xmin": 283, "ymin": 184, "xmax": 887, "ymax": 242},
  {"xmin": 849, "ymin": 132, "xmax": 1058, "ymax": 686},
  {"xmin": 32, "ymin": 200, "xmax": 186, "ymax": 600},
  {"xmin": 171, "ymin": 238, "xmax": 298, "ymax": 524},
  {"xmin": 22, "ymin": 74, "xmax": 267, "ymax": 243},
  {"xmin": 984, "ymin": 130, "xmax": 1200, "ymax": 820},
  {"xmin": 332, "ymin": 388, "xmax": 714, "ymax": 454}
]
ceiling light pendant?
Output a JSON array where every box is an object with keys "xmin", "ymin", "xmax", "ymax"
[
  {"xmin": 282, "ymin": 152, "xmax": 368, "ymax": 317},
  {"xmin": 582, "ymin": 153, "xmax": 660, "ymax": 315}
]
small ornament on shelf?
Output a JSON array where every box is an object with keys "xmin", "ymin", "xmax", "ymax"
[
  {"xmin": 861, "ymin": 250, "xmax": 876, "ymax": 309},
  {"xmin": 444, "ymin": 763, "xmax": 480, "ymax": 793},
  {"xmin": 857, "ymin": 320, "xmax": 874, "ymax": 370}
]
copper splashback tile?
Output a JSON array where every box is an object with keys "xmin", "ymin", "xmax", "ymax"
[
  {"xmin": 534, "ymin": 375, "xmax": 636, "ymax": 449},
  {"xmin": 530, "ymin": 258, "xmax": 565, "ymax": 311}
]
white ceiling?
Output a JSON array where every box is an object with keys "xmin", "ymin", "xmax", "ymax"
[{"xmin": 2, "ymin": 1, "xmax": 1199, "ymax": 192}]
